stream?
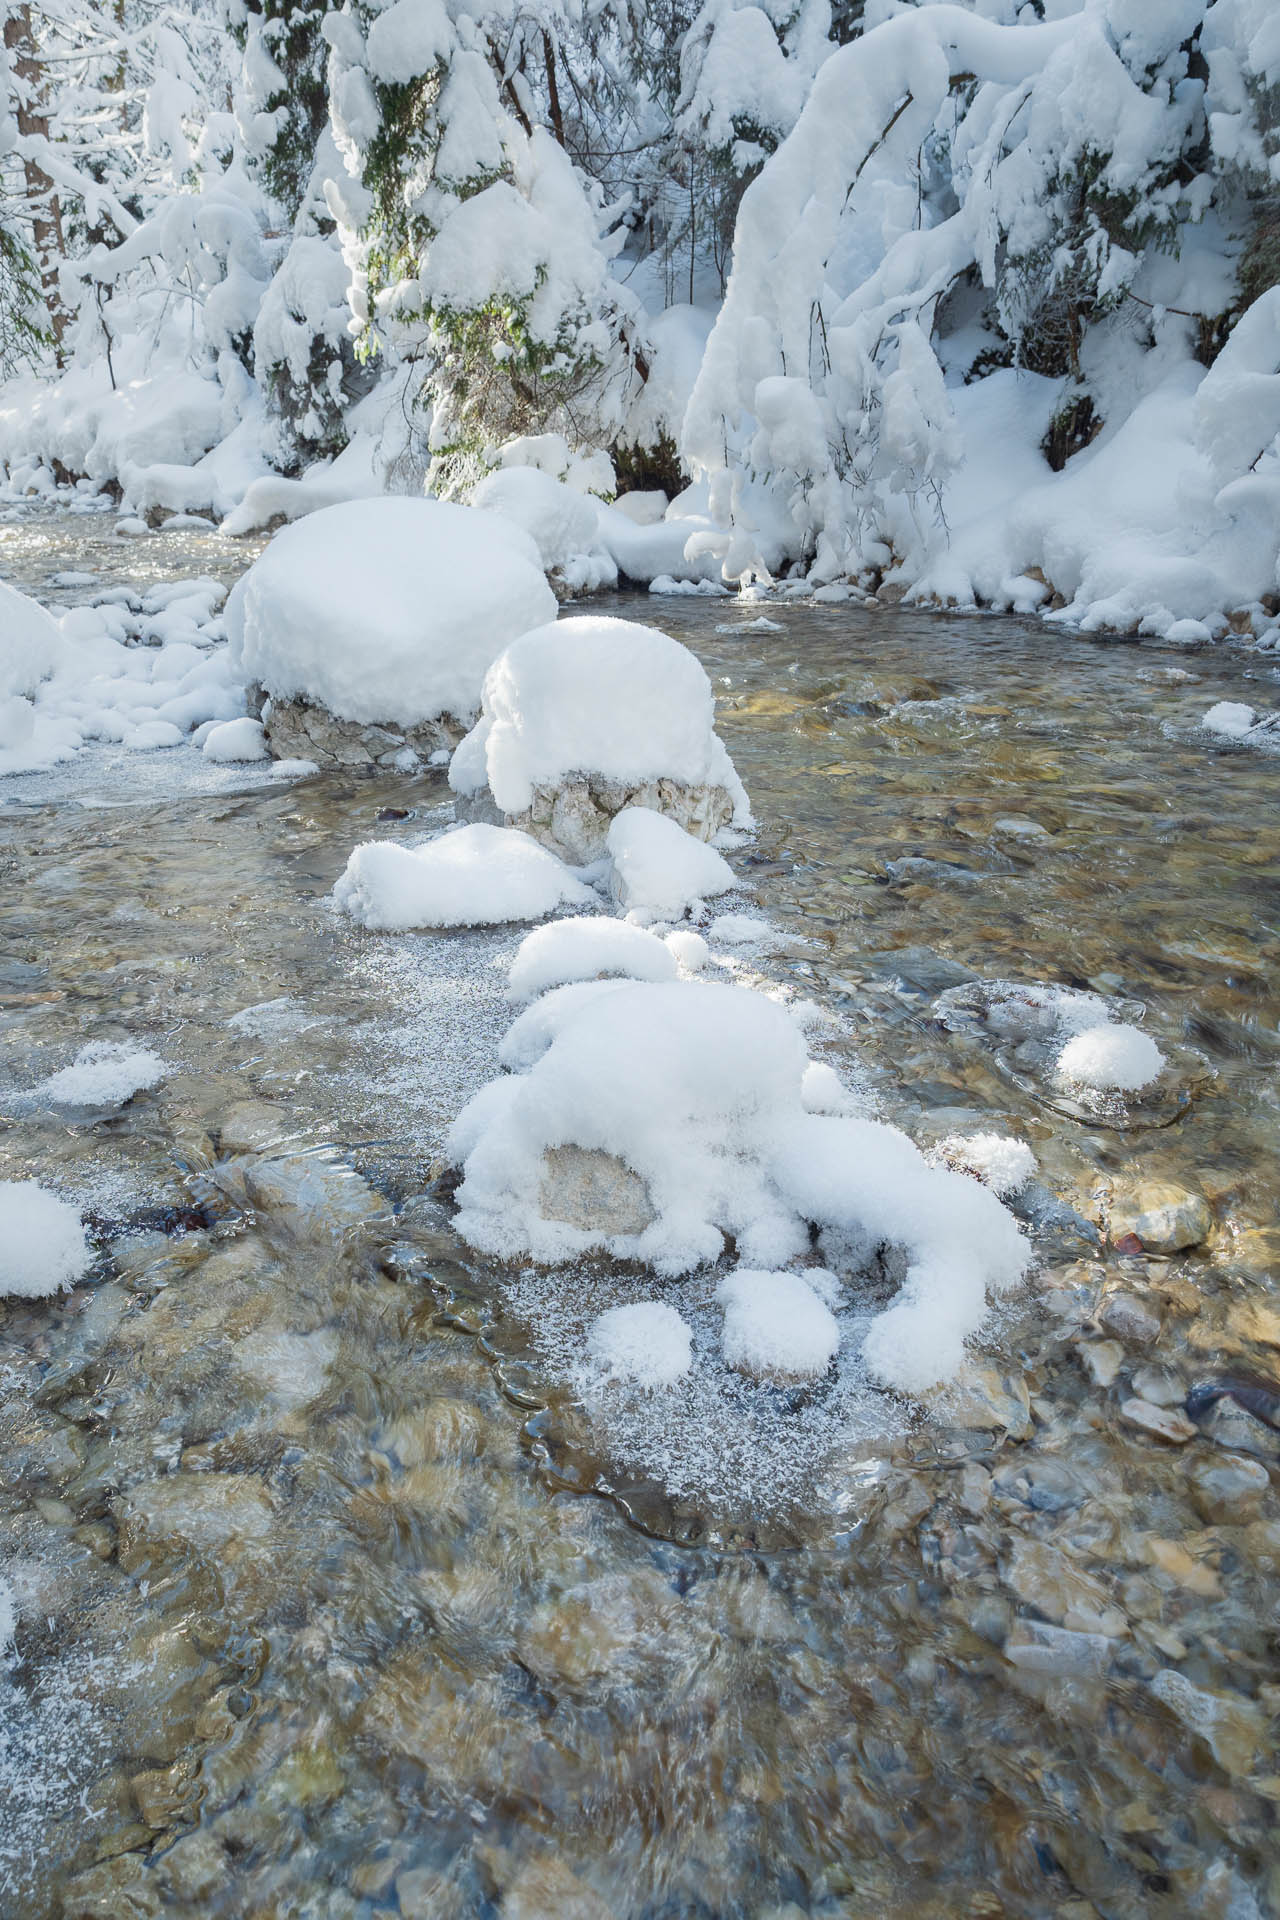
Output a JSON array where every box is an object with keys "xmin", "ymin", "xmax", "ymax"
[{"xmin": 2, "ymin": 508, "xmax": 1279, "ymax": 1919}]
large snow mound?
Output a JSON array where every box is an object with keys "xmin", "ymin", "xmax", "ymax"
[
  {"xmin": 332, "ymin": 823, "xmax": 594, "ymax": 931},
  {"xmin": 226, "ymin": 498, "xmax": 557, "ymax": 727},
  {"xmin": 607, "ymin": 806, "xmax": 737, "ymax": 922},
  {"xmin": 507, "ymin": 916, "xmax": 677, "ymax": 1001},
  {"xmin": 0, "ymin": 1183, "xmax": 92, "ymax": 1298},
  {"xmin": 448, "ymin": 614, "xmax": 751, "ymax": 820},
  {"xmin": 447, "ymin": 979, "xmax": 1030, "ymax": 1390}
]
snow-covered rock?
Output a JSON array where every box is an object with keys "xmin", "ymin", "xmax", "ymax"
[
  {"xmin": 717, "ymin": 1269, "xmax": 840, "ymax": 1384},
  {"xmin": 447, "ymin": 978, "xmax": 1030, "ymax": 1391},
  {"xmin": 588, "ymin": 1301, "xmax": 693, "ymax": 1388},
  {"xmin": 449, "ymin": 614, "xmax": 750, "ymax": 862},
  {"xmin": 332, "ymin": 823, "xmax": 593, "ymax": 931},
  {"xmin": 226, "ymin": 498, "xmax": 556, "ymax": 762},
  {"xmin": 202, "ymin": 717, "xmax": 269, "ymax": 762},
  {"xmin": 0, "ymin": 1183, "xmax": 92, "ymax": 1298},
  {"xmin": 37, "ymin": 1041, "xmax": 167, "ymax": 1109},
  {"xmin": 507, "ymin": 916, "xmax": 677, "ymax": 1001},
  {"xmin": 1056, "ymin": 1023, "xmax": 1165, "ymax": 1094},
  {"xmin": 606, "ymin": 806, "xmax": 738, "ymax": 923},
  {"xmin": 934, "ymin": 1132, "xmax": 1036, "ymax": 1200}
]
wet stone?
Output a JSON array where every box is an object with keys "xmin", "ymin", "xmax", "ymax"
[
  {"xmin": 1099, "ymin": 1292, "xmax": 1161, "ymax": 1346},
  {"xmin": 1119, "ymin": 1397, "xmax": 1196, "ymax": 1444},
  {"xmin": 1078, "ymin": 1339, "xmax": 1125, "ymax": 1388},
  {"xmin": 1149, "ymin": 1669, "xmax": 1266, "ymax": 1778},
  {"xmin": 117, "ymin": 1472, "xmax": 275, "ymax": 1564},
  {"xmin": 1111, "ymin": 1181, "xmax": 1212, "ymax": 1253},
  {"xmin": 1003, "ymin": 1619, "xmax": 1112, "ymax": 1679}
]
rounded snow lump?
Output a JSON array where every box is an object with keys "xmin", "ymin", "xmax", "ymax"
[
  {"xmin": 0, "ymin": 1182, "xmax": 92, "ymax": 1298},
  {"xmin": 333, "ymin": 823, "xmax": 593, "ymax": 931},
  {"xmin": 588, "ymin": 1301, "xmax": 693, "ymax": 1388},
  {"xmin": 717, "ymin": 1270, "xmax": 840, "ymax": 1384},
  {"xmin": 507, "ymin": 916, "xmax": 677, "ymax": 1002},
  {"xmin": 0, "ymin": 581, "xmax": 64, "ymax": 701},
  {"xmin": 203, "ymin": 717, "xmax": 269, "ymax": 762},
  {"xmin": 1056, "ymin": 1022, "xmax": 1164, "ymax": 1093},
  {"xmin": 226, "ymin": 498, "xmax": 556, "ymax": 728},
  {"xmin": 607, "ymin": 806, "xmax": 736, "ymax": 922}
]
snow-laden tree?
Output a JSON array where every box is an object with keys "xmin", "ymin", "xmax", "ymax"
[
  {"xmin": 0, "ymin": 7, "xmax": 54, "ymax": 370},
  {"xmin": 224, "ymin": 0, "xmax": 373, "ymax": 471},
  {"xmin": 682, "ymin": 0, "xmax": 1280, "ymax": 582},
  {"xmin": 324, "ymin": 0, "xmax": 648, "ymax": 494}
]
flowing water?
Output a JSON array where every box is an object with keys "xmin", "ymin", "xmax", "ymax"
[{"xmin": 1, "ymin": 510, "xmax": 1279, "ymax": 1919}]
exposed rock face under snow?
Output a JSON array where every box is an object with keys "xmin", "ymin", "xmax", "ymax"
[
  {"xmin": 538, "ymin": 1145, "xmax": 656, "ymax": 1237},
  {"xmin": 259, "ymin": 694, "xmax": 461, "ymax": 772},
  {"xmin": 449, "ymin": 614, "xmax": 750, "ymax": 863},
  {"xmin": 226, "ymin": 497, "xmax": 556, "ymax": 762}
]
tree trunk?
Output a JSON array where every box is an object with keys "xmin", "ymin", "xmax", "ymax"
[{"xmin": 4, "ymin": 4, "xmax": 67, "ymax": 354}]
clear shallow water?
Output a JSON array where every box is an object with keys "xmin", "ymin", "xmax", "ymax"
[{"xmin": 1, "ymin": 525, "xmax": 1279, "ymax": 1916}]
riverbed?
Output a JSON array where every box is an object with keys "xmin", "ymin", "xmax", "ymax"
[{"xmin": 2, "ymin": 508, "xmax": 1279, "ymax": 1918}]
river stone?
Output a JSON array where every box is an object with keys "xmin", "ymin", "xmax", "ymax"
[
  {"xmin": 261, "ymin": 692, "xmax": 463, "ymax": 770},
  {"xmin": 1003, "ymin": 1619, "xmax": 1112, "ymax": 1679},
  {"xmin": 492, "ymin": 1851, "xmax": 619, "ymax": 1920},
  {"xmin": 156, "ymin": 1831, "xmax": 228, "ymax": 1902},
  {"xmin": 491, "ymin": 772, "xmax": 735, "ymax": 866},
  {"xmin": 1189, "ymin": 1454, "xmax": 1271, "ymax": 1525},
  {"xmin": 1099, "ymin": 1291, "xmax": 1161, "ymax": 1345},
  {"xmin": 1001, "ymin": 1539, "xmax": 1126, "ymax": 1637},
  {"xmin": 1111, "ymin": 1181, "xmax": 1211, "ymax": 1253},
  {"xmin": 935, "ymin": 1364, "xmax": 1032, "ymax": 1437},
  {"xmin": 1226, "ymin": 1299, "xmax": 1280, "ymax": 1352},
  {"xmin": 117, "ymin": 1472, "xmax": 275, "ymax": 1565},
  {"xmin": 537, "ymin": 1145, "xmax": 655, "ymax": 1236},
  {"xmin": 1119, "ymin": 1397, "xmax": 1196, "ymax": 1444},
  {"xmin": 240, "ymin": 1154, "xmax": 386, "ymax": 1237},
  {"xmin": 1078, "ymin": 1339, "xmax": 1125, "ymax": 1387},
  {"xmin": 217, "ymin": 1100, "xmax": 293, "ymax": 1154},
  {"xmin": 1149, "ymin": 1669, "xmax": 1265, "ymax": 1777}
]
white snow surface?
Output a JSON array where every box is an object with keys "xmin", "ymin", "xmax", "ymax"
[
  {"xmin": 448, "ymin": 615, "xmax": 751, "ymax": 821},
  {"xmin": 448, "ymin": 978, "xmax": 1030, "ymax": 1391},
  {"xmin": 507, "ymin": 916, "xmax": 677, "ymax": 1002},
  {"xmin": 202, "ymin": 716, "xmax": 269, "ymax": 762},
  {"xmin": 1203, "ymin": 701, "xmax": 1258, "ymax": 739},
  {"xmin": 606, "ymin": 806, "xmax": 738, "ymax": 923},
  {"xmin": 717, "ymin": 1269, "xmax": 841, "ymax": 1383},
  {"xmin": 936, "ymin": 1131, "xmax": 1036, "ymax": 1199},
  {"xmin": 470, "ymin": 467, "xmax": 610, "ymax": 577},
  {"xmin": 226, "ymin": 498, "xmax": 557, "ymax": 727},
  {"xmin": 588, "ymin": 1301, "xmax": 693, "ymax": 1389},
  {"xmin": 37, "ymin": 1042, "xmax": 168, "ymax": 1109},
  {"xmin": 0, "ymin": 575, "xmax": 241, "ymax": 778},
  {"xmin": 1056, "ymin": 1022, "xmax": 1166, "ymax": 1093},
  {"xmin": 0, "ymin": 1183, "xmax": 92, "ymax": 1298},
  {"xmin": 333, "ymin": 823, "xmax": 594, "ymax": 931}
]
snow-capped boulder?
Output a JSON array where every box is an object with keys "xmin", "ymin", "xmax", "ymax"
[
  {"xmin": 226, "ymin": 497, "xmax": 556, "ymax": 768},
  {"xmin": 446, "ymin": 978, "xmax": 1031, "ymax": 1392},
  {"xmin": 449, "ymin": 615, "xmax": 751, "ymax": 862}
]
